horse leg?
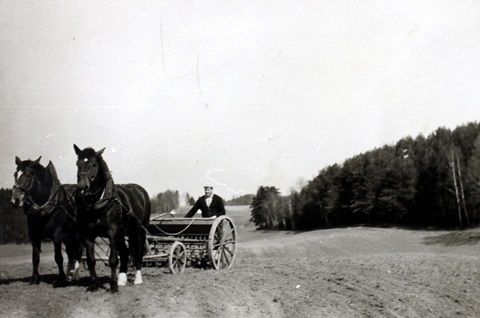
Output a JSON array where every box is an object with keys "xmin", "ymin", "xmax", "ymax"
[
  {"xmin": 117, "ymin": 238, "xmax": 128, "ymax": 287},
  {"xmin": 133, "ymin": 231, "xmax": 145, "ymax": 285},
  {"xmin": 84, "ymin": 238, "xmax": 98, "ymax": 291},
  {"xmin": 108, "ymin": 236, "xmax": 119, "ymax": 293},
  {"xmin": 53, "ymin": 240, "xmax": 67, "ymax": 287},
  {"xmin": 30, "ymin": 239, "xmax": 41, "ymax": 284},
  {"xmin": 74, "ymin": 241, "xmax": 84, "ymax": 280},
  {"xmin": 66, "ymin": 240, "xmax": 82, "ymax": 282}
]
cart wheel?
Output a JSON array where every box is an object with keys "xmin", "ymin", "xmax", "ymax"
[
  {"xmin": 168, "ymin": 241, "xmax": 186, "ymax": 274},
  {"xmin": 208, "ymin": 216, "xmax": 237, "ymax": 270}
]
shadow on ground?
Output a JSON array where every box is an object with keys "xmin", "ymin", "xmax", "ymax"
[
  {"xmin": 0, "ymin": 274, "xmax": 110, "ymax": 289},
  {"xmin": 423, "ymin": 231, "xmax": 480, "ymax": 246}
]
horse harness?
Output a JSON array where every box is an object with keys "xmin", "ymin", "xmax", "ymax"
[
  {"xmin": 14, "ymin": 169, "xmax": 77, "ymax": 221},
  {"xmin": 78, "ymin": 178, "xmax": 138, "ymax": 223}
]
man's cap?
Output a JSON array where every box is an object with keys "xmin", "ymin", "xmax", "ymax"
[{"xmin": 204, "ymin": 185, "xmax": 213, "ymax": 189}]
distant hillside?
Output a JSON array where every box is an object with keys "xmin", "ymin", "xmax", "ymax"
[{"xmin": 226, "ymin": 194, "xmax": 254, "ymax": 206}]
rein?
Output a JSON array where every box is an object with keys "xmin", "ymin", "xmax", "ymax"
[
  {"xmin": 24, "ymin": 185, "xmax": 77, "ymax": 222},
  {"xmin": 80, "ymin": 182, "xmax": 152, "ymax": 234},
  {"xmin": 150, "ymin": 219, "xmax": 196, "ymax": 236}
]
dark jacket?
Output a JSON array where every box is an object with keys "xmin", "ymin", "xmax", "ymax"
[{"xmin": 185, "ymin": 194, "xmax": 226, "ymax": 218}]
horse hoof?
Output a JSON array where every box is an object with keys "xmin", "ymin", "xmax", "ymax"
[
  {"xmin": 87, "ymin": 284, "xmax": 98, "ymax": 292},
  {"xmin": 67, "ymin": 270, "xmax": 80, "ymax": 282},
  {"xmin": 30, "ymin": 277, "xmax": 40, "ymax": 285},
  {"xmin": 73, "ymin": 269, "xmax": 80, "ymax": 281},
  {"xmin": 109, "ymin": 285, "xmax": 119, "ymax": 293},
  {"xmin": 117, "ymin": 273, "xmax": 127, "ymax": 286},
  {"xmin": 133, "ymin": 270, "xmax": 143, "ymax": 285}
]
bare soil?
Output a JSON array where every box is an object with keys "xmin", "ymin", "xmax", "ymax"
[{"xmin": 1, "ymin": 206, "xmax": 480, "ymax": 317}]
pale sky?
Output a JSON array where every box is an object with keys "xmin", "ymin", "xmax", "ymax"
[{"xmin": 1, "ymin": 0, "xmax": 480, "ymax": 200}]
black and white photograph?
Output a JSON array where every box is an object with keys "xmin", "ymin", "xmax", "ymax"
[{"xmin": 1, "ymin": 1, "xmax": 480, "ymax": 317}]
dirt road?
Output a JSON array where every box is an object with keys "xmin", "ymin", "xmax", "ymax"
[{"xmin": 1, "ymin": 206, "xmax": 480, "ymax": 317}]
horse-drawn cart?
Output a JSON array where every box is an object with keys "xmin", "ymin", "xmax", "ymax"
[
  {"xmin": 143, "ymin": 215, "xmax": 237, "ymax": 274},
  {"xmin": 87, "ymin": 215, "xmax": 237, "ymax": 275}
]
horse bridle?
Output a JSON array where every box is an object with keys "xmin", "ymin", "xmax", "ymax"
[
  {"xmin": 13, "ymin": 169, "xmax": 35, "ymax": 193},
  {"xmin": 78, "ymin": 167, "xmax": 115, "ymax": 213},
  {"xmin": 77, "ymin": 171, "xmax": 104, "ymax": 198},
  {"xmin": 76, "ymin": 157, "xmax": 101, "ymax": 193},
  {"xmin": 77, "ymin": 171, "xmax": 96, "ymax": 180},
  {"xmin": 13, "ymin": 168, "xmax": 48, "ymax": 212}
]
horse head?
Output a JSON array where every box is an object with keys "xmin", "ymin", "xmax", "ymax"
[
  {"xmin": 11, "ymin": 156, "xmax": 45, "ymax": 208},
  {"xmin": 73, "ymin": 145, "xmax": 108, "ymax": 193}
]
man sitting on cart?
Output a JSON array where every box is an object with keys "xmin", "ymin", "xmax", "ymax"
[{"xmin": 185, "ymin": 185, "xmax": 226, "ymax": 218}]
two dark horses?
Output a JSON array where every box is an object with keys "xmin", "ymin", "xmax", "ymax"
[{"xmin": 11, "ymin": 146, "xmax": 150, "ymax": 293}]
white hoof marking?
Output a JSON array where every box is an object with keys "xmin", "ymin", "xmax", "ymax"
[
  {"xmin": 134, "ymin": 270, "xmax": 143, "ymax": 285},
  {"xmin": 118, "ymin": 272, "xmax": 127, "ymax": 286}
]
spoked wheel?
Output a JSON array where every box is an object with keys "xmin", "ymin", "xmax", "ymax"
[
  {"xmin": 168, "ymin": 241, "xmax": 186, "ymax": 274},
  {"xmin": 208, "ymin": 216, "xmax": 237, "ymax": 270}
]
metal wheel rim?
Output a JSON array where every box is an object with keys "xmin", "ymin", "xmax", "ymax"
[
  {"xmin": 168, "ymin": 241, "xmax": 186, "ymax": 274},
  {"xmin": 208, "ymin": 216, "xmax": 236, "ymax": 270}
]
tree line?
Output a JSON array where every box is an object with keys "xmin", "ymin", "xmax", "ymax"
[
  {"xmin": 0, "ymin": 188, "xmax": 29, "ymax": 244},
  {"xmin": 251, "ymin": 122, "xmax": 480, "ymax": 230},
  {"xmin": 226, "ymin": 194, "xmax": 255, "ymax": 206},
  {"xmin": 151, "ymin": 189, "xmax": 180, "ymax": 214}
]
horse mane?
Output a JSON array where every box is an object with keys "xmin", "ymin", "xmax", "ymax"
[
  {"xmin": 95, "ymin": 153, "xmax": 115, "ymax": 204},
  {"xmin": 96, "ymin": 155, "xmax": 112, "ymax": 183},
  {"xmin": 45, "ymin": 161, "xmax": 61, "ymax": 193}
]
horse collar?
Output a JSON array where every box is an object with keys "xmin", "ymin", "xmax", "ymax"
[
  {"xmin": 25, "ymin": 185, "xmax": 61, "ymax": 217},
  {"xmin": 84, "ymin": 178, "xmax": 116, "ymax": 211}
]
